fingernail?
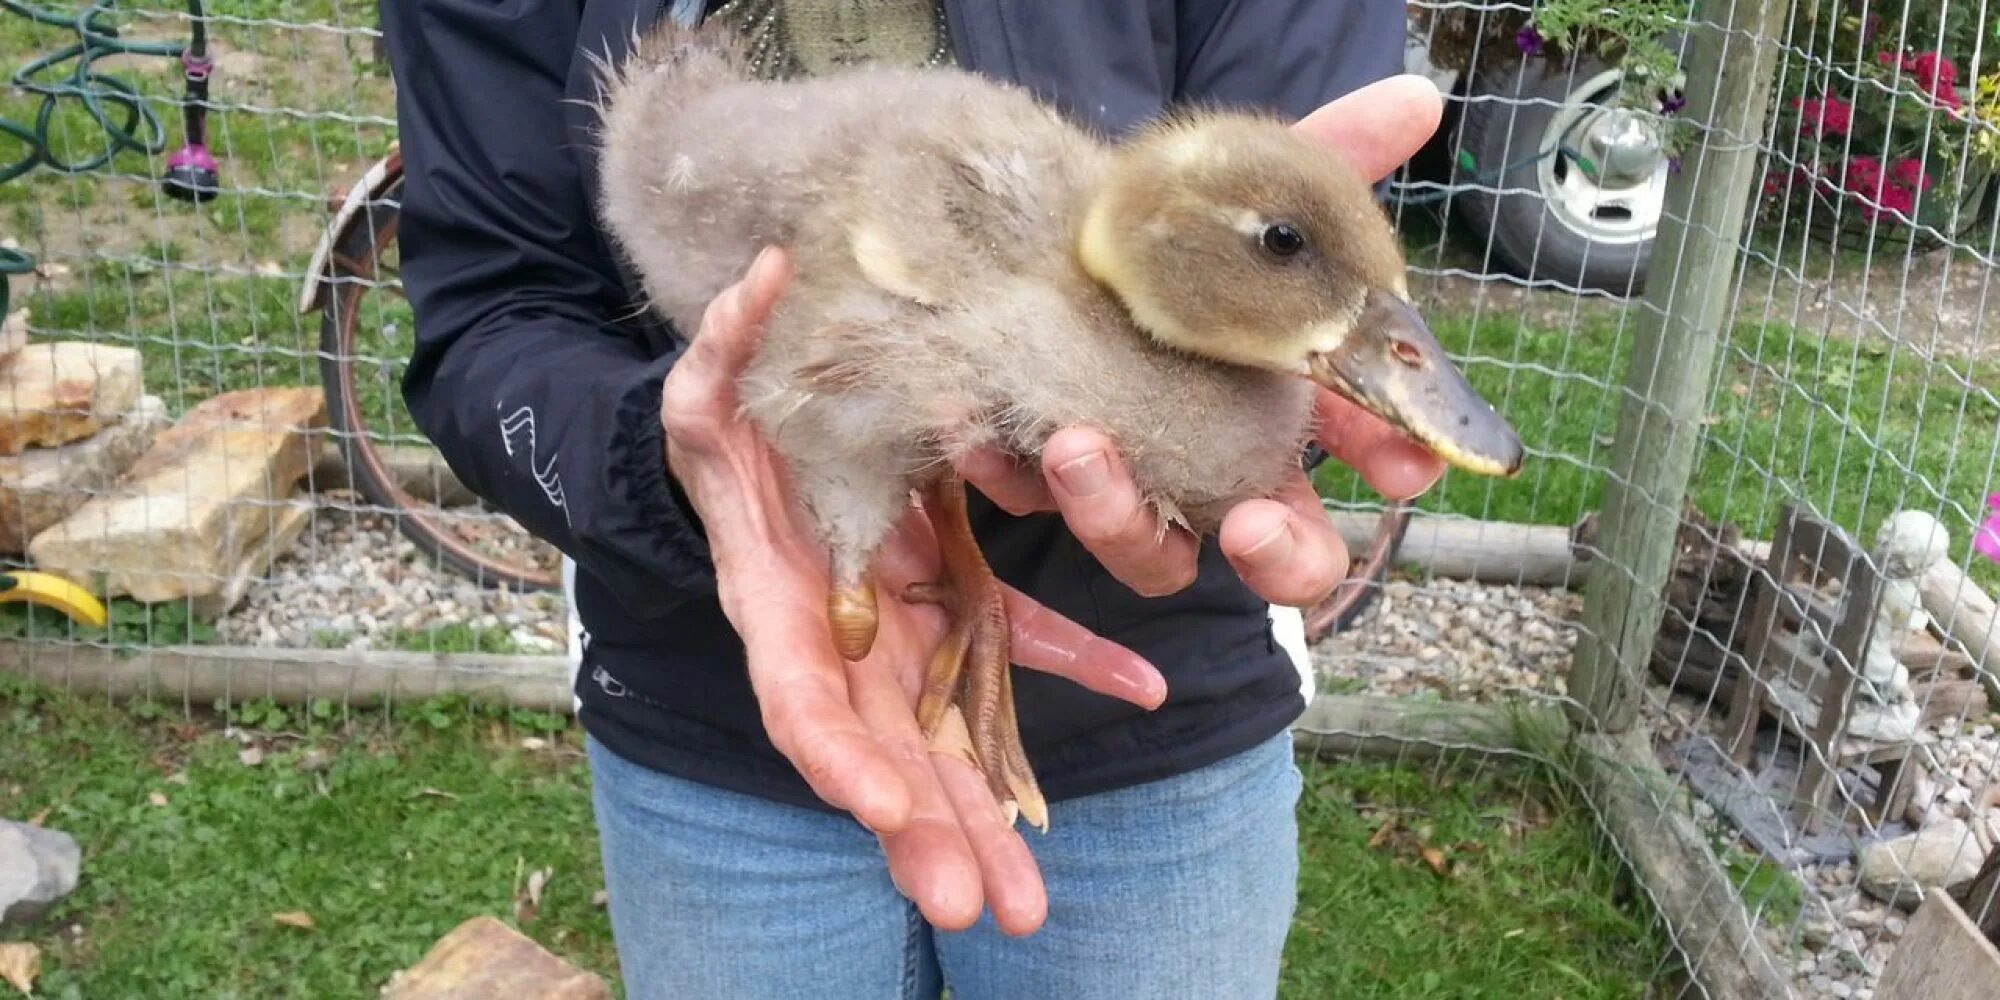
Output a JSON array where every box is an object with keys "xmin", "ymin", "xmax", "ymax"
[
  {"xmin": 1110, "ymin": 655, "xmax": 1169, "ymax": 708},
  {"xmin": 1054, "ymin": 451, "xmax": 1109, "ymax": 497},
  {"xmin": 1241, "ymin": 517, "xmax": 1295, "ymax": 565}
]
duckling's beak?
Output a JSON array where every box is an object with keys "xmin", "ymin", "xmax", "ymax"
[{"xmin": 1304, "ymin": 290, "xmax": 1524, "ymax": 478}]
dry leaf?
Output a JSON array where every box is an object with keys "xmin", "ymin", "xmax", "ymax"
[
  {"xmin": 1367, "ymin": 818, "xmax": 1399, "ymax": 850},
  {"xmin": 146, "ymin": 791, "xmax": 168, "ymax": 807},
  {"xmin": 520, "ymin": 737, "xmax": 548, "ymax": 751},
  {"xmin": 26, "ymin": 809, "xmax": 48, "ymax": 827},
  {"xmin": 272, "ymin": 911, "xmax": 316, "ymax": 930},
  {"xmin": 1420, "ymin": 846, "xmax": 1450, "ymax": 876},
  {"xmin": 527, "ymin": 868, "xmax": 551, "ymax": 908},
  {"xmin": 0, "ymin": 942, "xmax": 40, "ymax": 996},
  {"xmin": 239, "ymin": 747, "xmax": 265, "ymax": 767}
]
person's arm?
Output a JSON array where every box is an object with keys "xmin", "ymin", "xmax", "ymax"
[
  {"xmin": 1174, "ymin": 0, "xmax": 1408, "ymax": 134},
  {"xmin": 380, "ymin": 0, "xmax": 714, "ymax": 616}
]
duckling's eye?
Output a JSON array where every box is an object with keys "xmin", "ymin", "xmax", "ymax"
[{"xmin": 1260, "ymin": 223, "xmax": 1307, "ymax": 258}]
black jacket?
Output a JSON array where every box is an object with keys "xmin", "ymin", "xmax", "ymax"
[{"xmin": 380, "ymin": 0, "xmax": 1407, "ymax": 811}]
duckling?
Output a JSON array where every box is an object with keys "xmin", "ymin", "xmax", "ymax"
[{"xmin": 590, "ymin": 17, "xmax": 1523, "ymax": 832}]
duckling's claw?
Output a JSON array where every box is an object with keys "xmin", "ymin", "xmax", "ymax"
[
  {"xmin": 829, "ymin": 577, "xmax": 879, "ymax": 661},
  {"xmin": 911, "ymin": 474, "xmax": 1051, "ymax": 833}
]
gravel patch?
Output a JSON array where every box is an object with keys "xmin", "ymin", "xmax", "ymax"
[
  {"xmin": 1310, "ymin": 575, "xmax": 1579, "ymax": 702},
  {"xmin": 215, "ymin": 506, "xmax": 568, "ymax": 655}
]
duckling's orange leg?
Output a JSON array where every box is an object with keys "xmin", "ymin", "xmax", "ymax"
[{"xmin": 904, "ymin": 474, "xmax": 1049, "ymax": 833}]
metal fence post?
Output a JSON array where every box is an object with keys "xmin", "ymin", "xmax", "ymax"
[{"xmin": 1570, "ymin": 0, "xmax": 1794, "ymax": 732}]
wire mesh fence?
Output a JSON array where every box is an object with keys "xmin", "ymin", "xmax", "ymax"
[{"xmin": 1, "ymin": 0, "xmax": 1997, "ymax": 995}]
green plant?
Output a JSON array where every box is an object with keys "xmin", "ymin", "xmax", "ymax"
[{"xmin": 1761, "ymin": 1, "xmax": 2000, "ymax": 242}]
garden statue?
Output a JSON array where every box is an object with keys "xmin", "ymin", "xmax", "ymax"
[{"xmin": 1846, "ymin": 510, "xmax": 1950, "ymax": 742}]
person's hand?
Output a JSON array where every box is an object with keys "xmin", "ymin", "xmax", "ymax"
[
  {"xmin": 957, "ymin": 74, "xmax": 1451, "ymax": 607},
  {"xmin": 660, "ymin": 246, "xmax": 1167, "ymax": 937}
]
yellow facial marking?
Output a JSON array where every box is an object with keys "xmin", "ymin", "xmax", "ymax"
[{"xmin": 850, "ymin": 223, "xmax": 937, "ymax": 306}]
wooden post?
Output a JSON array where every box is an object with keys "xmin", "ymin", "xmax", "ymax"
[{"xmin": 1570, "ymin": 0, "xmax": 1793, "ymax": 732}]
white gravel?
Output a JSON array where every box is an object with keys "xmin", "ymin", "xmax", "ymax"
[{"xmin": 214, "ymin": 507, "xmax": 568, "ymax": 654}]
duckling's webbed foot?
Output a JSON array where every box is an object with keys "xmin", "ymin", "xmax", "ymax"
[{"xmin": 904, "ymin": 474, "xmax": 1049, "ymax": 833}]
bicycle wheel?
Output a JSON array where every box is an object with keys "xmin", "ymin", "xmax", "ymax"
[
  {"xmin": 1300, "ymin": 497, "xmax": 1410, "ymax": 643},
  {"xmin": 315, "ymin": 160, "xmax": 564, "ymax": 592}
]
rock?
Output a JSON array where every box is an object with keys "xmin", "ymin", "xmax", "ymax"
[
  {"xmin": 0, "ymin": 395, "xmax": 167, "ymax": 553},
  {"xmin": 379, "ymin": 915, "xmax": 610, "ymax": 1000},
  {"xmin": 1858, "ymin": 818, "xmax": 1988, "ymax": 911},
  {"xmin": 27, "ymin": 387, "xmax": 326, "ymax": 609},
  {"xmin": 0, "ymin": 342, "xmax": 142, "ymax": 455},
  {"xmin": 0, "ymin": 820, "xmax": 81, "ymax": 931},
  {"xmin": 0, "ymin": 308, "xmax": 25, "ymax": 360}
]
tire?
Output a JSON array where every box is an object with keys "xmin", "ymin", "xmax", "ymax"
[
  {"xmin": 1453, "ymin": 51, "xmax": 1670, "ymax": 297},
  {"xmin": 317, "ymin": 168, "xmax": 564, "ymax": 593}
]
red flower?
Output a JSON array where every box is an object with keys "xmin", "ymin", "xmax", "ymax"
[
  {"xmin": 1842, "ymin": 156, "xmax": 1882, "ymax": 193},
  {"xmin": 1790, "ymin": 95, "xmax": 1854, "ymax": 138},
  {"xmin": 1877, "ymin": 184, "xmax": 1916, "ymax": 220},
  {"xmin": 1878, "ymin": 50, "xmax": 1965, "ymax": 110},
  {"xmin": 1912, "ymin": 51, "xmax": 1958, "ymax": 91},
  {"xmin": 1890, "ymin": 158, "xmax": 1932, "ymax": 194}
]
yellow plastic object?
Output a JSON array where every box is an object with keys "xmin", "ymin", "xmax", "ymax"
[{"xmin": 0, "ymin": 571, "xmax": 108, "ymax": 629}]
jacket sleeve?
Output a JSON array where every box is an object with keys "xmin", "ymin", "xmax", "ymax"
[
  {"xmin": 379, "ymin": 0, "xmax": 717, "ymax": 617},
  {"xmin": 1173, "ymin": 0, "xmax": 1408, "ymax": 123}
]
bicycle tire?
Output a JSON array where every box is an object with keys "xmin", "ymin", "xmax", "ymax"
[
  {"xmin": 316, "ymin": 167, "xmax": 564, "ymax": 593},
  {"xmin": 1300, "ymin": 497, "xmax": 1411, "ymax": 644}
]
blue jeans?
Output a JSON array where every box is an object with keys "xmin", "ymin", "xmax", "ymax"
[{"xmin": 586, "ymin": 729, "xmax": 1303, "ymax": 999}]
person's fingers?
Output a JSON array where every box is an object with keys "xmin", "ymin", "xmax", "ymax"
[
  {"xmin": 663, "ymin": 247, "xmax": 794, "ymax": 460},
  {"xmin": 1218, "ymin": 471, "xmax": 1348, "ymax": 608},
  {"xmin": 955, "ymin": 446, "xmax": 1058, "ymax": 515},
  {"xmin": 844, "ymin": 654, "xmax": 988, "ymax": 931},
  {"xmin": 1312, "ymin": 388, "xmax": 1446, "ymax": 502},
  {"xmin": 687, "ymin": 246, "xmax": 792, "ymax": 378},
  {"xmin": 1291, "ymin": 75, "xmax": 1445, "ymax": 183},
  {"xmin": 741, "ymin": 614, "xmax": 916, "ymax": 836},
  {"xmin": 1002, "ymin": 586, "xmax": 1167, "ymax": 710},
  {"xmin": 932, "ymin": 749, "xmax": 1047, "ymax": 936},
  {"xmin": 1040, "ymin": 427, "xmax": 1199, "ymax": 597}
]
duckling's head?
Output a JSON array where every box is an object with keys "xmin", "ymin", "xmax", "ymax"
[{"xmin": 1077, "ymin": 113, "xmax": 1523, "ymax": 478}]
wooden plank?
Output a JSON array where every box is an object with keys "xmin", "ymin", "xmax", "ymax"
[
  {"xmin": 307, "ymin": 441, "xmax": 475, "ymax": 507},
  {"xmin": 1570, "ymin": 0, "xmax": 1794, "ymax": 734},
  {"xmin": 1290, "ymin": 690, "xmax": 1567, "ymax": 762},
  {"xmin": 0, "ymin": 640, "xmax": 574, "ymax": 714},
  {"xmin": 1325, "ymin": 512, "xmax": 1582, "ymax": 588},
  {"xmin": 1876, "ymin": 893, "xmax": 2000, "ymax": 1000},
  {"xmin": 1577, "ymin": 729, "xmax": 1796, "ymax": 1000},
  {"xmin": 1921, "ymin": 560, "xmax": 2000, "ymax": 699}
]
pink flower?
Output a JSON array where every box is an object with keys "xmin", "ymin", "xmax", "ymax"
[
  {"xmin": 1891, "ymin": 158, "xmax": 1932, "ymax": 194},
  {"xmin": 1791, "ymin": 95, "xmax": 1854, "ymax": 138},
  {"xmin": 1977, "ymin": 494, "xmax": 2000, "ymax": 564}
]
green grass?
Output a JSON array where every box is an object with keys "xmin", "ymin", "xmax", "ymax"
[
  {"xmin": 0, "ymin": 678, "xmax": 1674, "ymax": 998},
  {"xmin": 1315, "ymin": 307, "xmax": 2000, "ymax": 591},
  {"xmin": 0, "ymin": 679, "xmax": 612, "ymax": 1000},
  {"xmin": 1283, "ymin": 758, "xmax": 1669, "ymax": 998}
]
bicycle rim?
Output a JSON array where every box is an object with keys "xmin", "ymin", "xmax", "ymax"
[
  {"xmin": 317, "ymin": 173, "xmax": 563, "ymax": 592},
  {"xmin": 1300, "ymin": 499, "xmax": 1411, "ymax": 644}
]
